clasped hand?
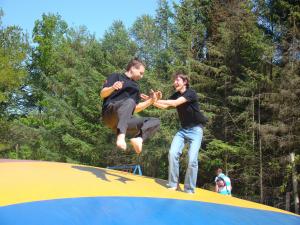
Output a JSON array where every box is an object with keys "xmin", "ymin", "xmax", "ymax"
[{"xmin": 140, "ymin": 89, "xmax": 162, "ymax": 103}]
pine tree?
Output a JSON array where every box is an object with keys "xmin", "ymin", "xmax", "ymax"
[{"xmin": 256, "ymin": 0, "xmax": 300, "ymax": 212}]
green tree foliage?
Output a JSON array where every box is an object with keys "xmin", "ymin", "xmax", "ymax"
[
  {"xmin": 101, "ymin": 20, "xmax": 137, "ymax": 74},
  {"xmin": 131, "ymin": 15, "xmax": 161, "ymax": 68},
  {"xmin": 173, "ymin": 0, "xmax": 210, "ymax": 61},
  {"xmin": 153, "ymin": 0, "xmax": 177, "ymax": 78},
  {"xmin": 255, "ymin": 0, "xmax": 300, "ymax": 206},
  {"xmin": 0, "ymin": 9, "xmax": 29, "ymax": 155},
  {"xmin": 0, "ymin": 9, "xmax": 28, "ymax": 110}
]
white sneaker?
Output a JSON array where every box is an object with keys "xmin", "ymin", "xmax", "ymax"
[
  {"xmin": 184, "ymin": 190, "xmax": 195, "ymax": 194},
  {"xmin": 168, "ymin": 186, "xmax": 177, "ymax": 191}
]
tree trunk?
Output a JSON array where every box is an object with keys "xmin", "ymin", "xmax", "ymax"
[
  {"xmin": 15, "ymin": 143, "xmax": 19, "ymax": 159},
  {"xmin": 290, "ymin": 152, "xmax": 299, "ymax": 214},
  {"xmin": 225, "ymin": 153, "xmax": 228, "ymax": 175},
  {"xmin": 252, "ymin": 92, "xmax": 255, "ymax": 152},
  {"xmin": 258, "ymin": 92, "xmax": 263, "ymax": 203},
  {"xmin": 286, "ymin": 192, "xmax": 291, "ymax": 212}
]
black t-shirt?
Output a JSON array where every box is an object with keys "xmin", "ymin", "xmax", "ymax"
[
  {"xmin": 102, "ymin": 73, "xmax": 140, "ymax": 111},
  {"xmin": 169, "ymin": 88, "xmax": 205, "ymax": 128}
]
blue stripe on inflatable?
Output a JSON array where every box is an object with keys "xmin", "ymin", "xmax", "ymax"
[{"xmin": 0, "ymin": 197, "xmax": 299, "ymax": 225}]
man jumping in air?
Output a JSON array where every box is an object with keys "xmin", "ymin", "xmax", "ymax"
[{"xmin": 100, "ymin": 58, "xmax": 160, "ymax": 154}]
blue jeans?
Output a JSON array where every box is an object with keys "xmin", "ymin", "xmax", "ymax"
[{"xmin": 168, "ymin": 126, "xmax": 203, "ymax": 193}]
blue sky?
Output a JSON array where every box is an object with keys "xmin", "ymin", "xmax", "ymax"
[{"xmin": 1, "ymin": 0, "xmax": 176, "ymax": 40}]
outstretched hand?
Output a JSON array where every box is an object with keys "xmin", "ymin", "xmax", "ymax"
[
  {"xmin": 140, "ymin": 93, "xmax": 149, "ymax": 101},
  {"xmin": 140, "ymin": 90, "xmax": 162, "ymax": 102},
  {"xmin": 155, "ymin": 91, "xmax": 162, "ymax": 100}
]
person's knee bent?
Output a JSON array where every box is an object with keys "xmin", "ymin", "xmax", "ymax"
[
  {"xmin": 151, "ymin": 118, "xmax": 160, "ymax": 130},
  {"xmin": 140, "ymin": 117, "xmax": 160, "ymax": 141}
]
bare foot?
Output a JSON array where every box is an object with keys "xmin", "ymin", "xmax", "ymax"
[
  {"xmin": 130, "ymin": 137, "xmax": 143, "ymax": 154},
  {"xmin": 116, "ymin": 133, "xmax": 127, "ymax": 150}
]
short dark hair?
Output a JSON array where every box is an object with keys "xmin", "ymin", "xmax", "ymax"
[
  {"xmin": 216, "ymin": 177, "xmax": 224, "ymax": 182},
  {"xmin": 173, "ymin": 72, "xmax": 190, "ymax": 88},
  {"xmin": 126, "ymin": 58, "xmax": 146, "ymax": 71}
]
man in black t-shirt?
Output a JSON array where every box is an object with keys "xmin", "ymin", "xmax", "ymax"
[
  {"xmin": 100, "ymin": 58, "xmax": 160, "ymax": 154},
  {"xmin": 153, "ymin": 72, "xmax": 207, "ymax": 194}
]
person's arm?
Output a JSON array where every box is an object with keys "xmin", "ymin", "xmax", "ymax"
[
  {"xmin": 153, "ymin": 101, "xmax": 170, "ymax": 109},
  {"xmin": 135, "ymin": 90, "xmax": 163, "ymax": 112},
  {"xmin": 100, "ymin": 81, "xmax": 123, "ymax": 99},
  {"xmin": 135, "ymin": 90, "xmax": 163, "ymax": 113},
  {"xmin": 215, "ymin": 183, "xmax": 219, "ymax": 192},
  {"xmin": 229, "ymin": 179, "xmax": 232, "ymax": 191},
  {"xmin": 134, "ymin": 98, "xmax": 155, "ymax": 113},
  {"xmin": 154, "ymin": 97, "xmax": 188, "ymax": 108}
]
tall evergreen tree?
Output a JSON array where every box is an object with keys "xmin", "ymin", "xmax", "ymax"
[
  {"xmin": 131, "ymin": 15, "xmax": 161, "ymax": 68},
  {"xmin": 101, "ymin": 21, "xmax": 137, "ymax": 74},
  {"xmin": 0, "ymin": 9, "xmax": 29, "ymax": 154},
  {"xmin": 256, "ymin": 0, "xmax": 300, "ymax": 211}
]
